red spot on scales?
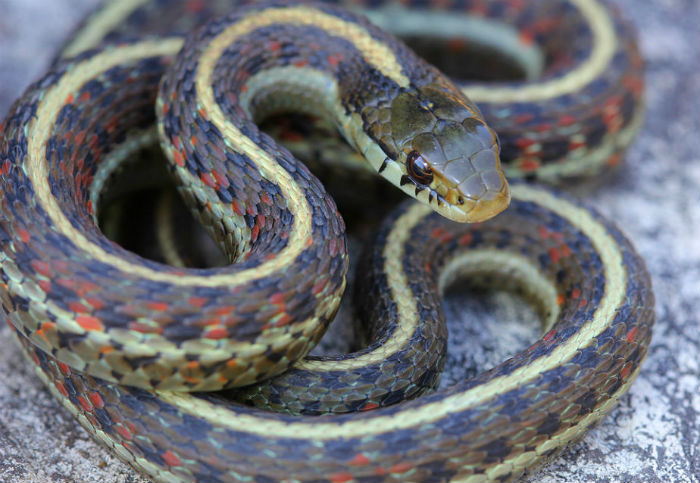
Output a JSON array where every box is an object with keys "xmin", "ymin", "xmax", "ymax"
[
  {"xmin": 116, "ymin": 424, "xmax": 134, "ymax": 441},
  {"xmin": 458, "ymin": 232, "xmax": 473, "ymax": 246},
  {"xmin": 212, "ymin": 170, "xmax": 229, "ymax": 188},
  {"xmin": 172, "ymin": 150, "xmax": 185, "ymax": 167},
  {"xmin": 85, "ymin": 297, "xmax": 105, "ymax": 310},
  {"xmin": 88, "ymin": 391, "xmax": 105, "ymax": 409},
  {"xmin": 74, "ymin": 131, "xmax": 86, "ymax": 146},
  {"xmin": 128, "ymin": 322, "xmax": 163, "ymax": 335},
  {"xmin": 447, "ymin": 38, "xmax": 467, "ymax": 52},
  {"xmin": 1, "ymin": 159, "xmax": 11, "ymax": 176},
  {"xmin": 513, "ymin": 113, "xmax": 534, "ymax": 125},
  {"xmin": 232, "ymin": 199, "xmax": 245, "ymax": 216},
  {"xmin": 268, "ymin": 40, "xmax": 282, "ymax": 51},
  {"xmin": 620, "ymin": 364, "xmax": 632, "ymax": 379},
  {"xmin": 64, "ymin": 93, "xmax": 74, "ymax": 104},
  {"xmin": 76, "ymin": 315, "xmax": 104, "ymax": 332},
  {"xmin": 519, "ymin": 30, "xmax": 535, "ymax": 45},
  {"xmin": 57, "ymin": 361, "xmax": 71, "ymax": 375},
  {"xmin": 38, "ymin": 280, "xmax": 51, "ymax": 293},
  {"xmin": 204, "ymin": 328, "xmax": 229, "ymax": 340},
  {"xmin": 515, "ymin": 136, "xmax": 536, "ymax": 149},
  {"xmin": 430, "ymin": 227, "xmax": 452, "ymax": 243},
  {"xmin": 350, "ymin": 453, "xmax": 371, "ymax": 466},
  {"xmin": 200, "ymin": 172, "xmax": 217, "ymax": 188},
  {"xmin": 294, "ymin": 59, "xmax": 310, "ymax": 68},
  {"xmin": 390, "ymin": 462, "xmax": 413, "ymax": 474},
  {"xmin": 626, "ymin": 326, "xmax": 639, "ymax": 343},
  {"xmin": 269, "ymin": 292, "xmax": 286, "ymax": 305},
  {"xmin": 543, "ymin": 329, "xmax": 556, "ymax": 342},
  {"xmin": 273, "ymin": 313, "xmax": 293, "ymax": 327},
  {"xmin": 77, "ymin": 395, "xmax": 93, "ymax": 412},
  {"xmin": 558, "ymin": 115, "xmax": 577, "ymax": 127},
  {"xmin": 188, "ymin": 296, "xmax": 208, "ymax": 307},
  {"xmin": 519, "ymin": 158, "xmax": 541, "ymax": 172},
  {"xmin": 361, "ymin": 402, "xmax": 379, "ymax": 411},
  {"xmin": 569, "ymin": 139, "xmax": 586, "ymax": 151},
  {"xmin": 147, "ymin": 301, "xmax": 168, "ymax": 312},
  {"xmin": 327, "ymin": 53, "xmax": 344, "ymax": 66},
  {"xmin": 329, "ymin": 472, "xmax": 354, "ymax": 483},
  {"xmin": 55, "ymin": 381, "xmax": 69, "ymax": 398},
  {"xmin": 31, "ymin": 260, "xmax": 51, "ymax": 278},
  {"xmin": 312, "ymin": 279, "xmax": 327, "ymax": 296},
  {"xmin": 623, "ymin": 75, "xmax": 644, "ymax": 95},
  {"xmin": 548, "ymin": 247, "xmax": 561, "ymax": 263},
  {"xmin": 16, "ymin": 228, "xmax": 30, "ymax": 243},
  {"xmin": 212, "ymin": 306, "xmax": 234, "ymax": 316},
  {"xmin": 68, "ymin": 301, "xmax": 90, "ymax": 313},
  {"xmin": 185, "ymin": 0, "xmax": 205, "ymax": 12},
  {"xmin": 607, "ymin": 153, "xmax": 622, "ymax": 167}
]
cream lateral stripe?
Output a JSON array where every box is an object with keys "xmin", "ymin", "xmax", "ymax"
[
  {"xmin": 202, "ymin": 6, "xmax": 409, "ymax": 88},
  {"xmin": 26, "ymin": 39, "xmax": 301, "ymax": 287},
  {"xmin": 60, "ymin": 0, "xmax": 149, "ymax": 58},
  {"xmin": 297, "ymin": 203, "xmax": 421, "ymax": 371},
  {"xmin": 463, "ymin": 0, "xmax": 615, "ymax": 103},
  {"xmin": 162, "ymin": 184, "xmax": 627, "ymax": 438}
]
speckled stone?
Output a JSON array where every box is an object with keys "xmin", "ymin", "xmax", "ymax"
[{"xmin": 0, "ymin": 0, "xmax": 697, "ymax": 482}]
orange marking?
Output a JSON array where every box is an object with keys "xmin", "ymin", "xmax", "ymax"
[
  {"xmin": 350, "ymin": 454, "xmax": 371, "ymax": 466},
  {"xmin": 76, "ymin": 315, "xmax": 103, "ymax": 332},
  {"xmin": 68, "ymin": 301, "xmax": 90, "ymax": 313},
  {"xmin": 116, "ymin": 424, "xmax": 134, "ymax": 441},
  {"xmin": 620, "ymin": 364, "xmax": 632, "ymax": 379},
  {"xmin": 31, "ymin": 259, "xmax": 51, "ymax": 278},
  {"xmin": 16, "ymin": 228, "xmax": 30, "ymax": 243},
  {"xmin": 85, "ymin": 297, "xmax": 105, "ymax": 310},
  {"xmin": 607, "ymin": 153, "xmax": 622, "ymax": 167},
  {"xmin": 147, "ymin": 301, "xmax": 168, "ymax": 312},
  {"xmin": 172, "ymin": 150, "xmax": 185, "ymax": 167},
  {"xmin": 55, "ymin": 381, "xmax": 69, "ymax": 398},
  {"xmin": 273, "ymin": 313, "xmax": 293, "ymax": 327},
  {"xmin": 390, "ymin": 462, "xmax": 413, "ymax": 474},
  {"xmin": 361, "ymin": 402, "xmax": 379, "ymax": 411},
  {"xmin": 543, "ymin": 329, "xmax": 556, "ymax": 342},
  {"xmin": 626, "ymin": 326, "xmax": 638, "ymax": 343},
  {"xmin": 57, "ymin": 361, "xmax": 71, "ymax": 375},
  {"xmin": 188, "ymin": 296, "xmax": 208, "ymax": 307},
  {"xmin": 329, "ymin": 472, "xmax": 354, "ymax": 483},
  {"xmin": 204, "ymin": 328, "xmax": 229, "ymax": 340},
  {"xmin": 38, "ymin": 280, "xmax": 51, "ymax": 293},
  {"xmin": 77, "ymin": 396, "xmax": 93, "ymax": 412}
]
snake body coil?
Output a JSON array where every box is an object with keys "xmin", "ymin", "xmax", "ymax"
[{"xmin": 0, "ymin": 0, "xmax": 652, "ymax": 482}]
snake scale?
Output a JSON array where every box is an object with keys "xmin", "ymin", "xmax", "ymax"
[{"xmin": 0, "ymin": 0, "xmax": 653, "ymax": 482}]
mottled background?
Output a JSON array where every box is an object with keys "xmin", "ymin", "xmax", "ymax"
[{"xmin": 0, "ymin": 0, "xmax": 698, "ymax": 482}]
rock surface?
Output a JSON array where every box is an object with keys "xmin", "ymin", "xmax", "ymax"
[{"xmin": 0, "ymin": 0, "xmax": 698, "ymax": 482}]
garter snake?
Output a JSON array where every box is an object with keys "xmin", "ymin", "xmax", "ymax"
[{"xmin": 0, "ymin": 0, "xmax": 653, "ymax": 482}]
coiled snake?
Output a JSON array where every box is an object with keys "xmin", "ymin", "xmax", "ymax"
[{"xmin": 0, "ymin": 0, "xmax": 653, "ymax": 481}]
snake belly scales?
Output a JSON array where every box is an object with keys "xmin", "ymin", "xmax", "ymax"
[{"xmin": 0, "ymin": 0, "xmax": 654, "ymax": 482}]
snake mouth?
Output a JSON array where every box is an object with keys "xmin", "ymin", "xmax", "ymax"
[{"xmin": 432, "ymin": 180, "xmax": 511, "ymax": 223}]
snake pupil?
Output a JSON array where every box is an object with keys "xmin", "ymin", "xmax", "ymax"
[{"xmin": 406, "ymin": 150, "xmax": 434, "ymax": 185}]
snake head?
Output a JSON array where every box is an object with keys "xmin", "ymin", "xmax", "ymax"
[{"xmin": 365, "ymin": 82, "xmax": 510, "ymax": 223}]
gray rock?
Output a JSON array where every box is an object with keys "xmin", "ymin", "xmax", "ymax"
[{"xmin": 0, "ymin": 0, "xmax": 697, "ymax": 482}]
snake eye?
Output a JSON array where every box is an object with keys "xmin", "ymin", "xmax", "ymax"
[{"xmin": 406, "ymin": 150, "xmax": 434, "ymax": 185}]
